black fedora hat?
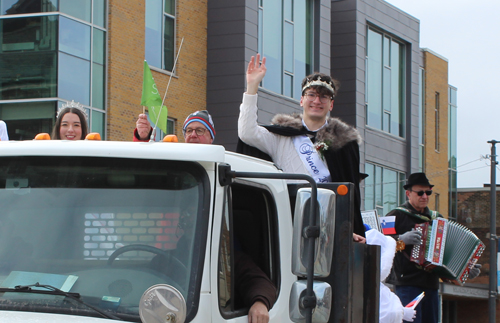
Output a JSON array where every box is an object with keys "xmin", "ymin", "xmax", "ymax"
[{"xmin": 403, "ymin": 172, "xmax": 434, "ymax": 190}]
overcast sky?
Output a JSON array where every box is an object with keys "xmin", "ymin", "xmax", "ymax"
[{"xmin": 383, "ymin": 0, "xmax": 500, "ymax": 188}]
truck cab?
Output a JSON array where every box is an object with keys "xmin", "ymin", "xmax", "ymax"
[{"xmin": 0, "ymin": 140, "xmax": 378, "ymax": 323}]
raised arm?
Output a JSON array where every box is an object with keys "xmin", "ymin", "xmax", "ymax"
[{"xmin": 246, "ymin": 54, "xmax": 267, "ymax": 95}]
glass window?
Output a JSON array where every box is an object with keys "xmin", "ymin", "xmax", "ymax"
[
  {"xmin": 365, "ymin": 163, "xmax": 405, "ymax": 216},
  {"xmin": 58, "ymin": 52, "xmax": 91, "ymax": 105},
  {"xmin": 448, "ymin": 86, "xmax": 458, "ymax": 220},
  {"xmin": 1, "ymin": 0, "xmax": 57, "ymax": 15},
  {"xmin": 145, "ymin": 0, "xmax": 176, "ymax": 71},
  {"xmin": 92, "ymin": 63, "xmax": 104, "ymax": 109},
  {"xmin": 59, "ymin": 16, "xmax": 91, "ymax": 60},
  {"xmin": 366, "ymin": 27, "xmax": 405, "ymax": 137},
  {"xmin": 163, "ymin": 14, "xmax": 175, "ymax": 71},
  {"xmin": 93, "ymin": 28, "xmax": 105, "ymax": 64},
  {"xmin": 59, "ymin": 0, "xmax": 92, "ymax": 22},
  {"xmin": 0, "ymin": 156, "xmax": 209, "ymax": 320},
  {"xmin": 90, "ymin": 109, "xmax": 105, "ymax": 137},
  {"xmin": 141, "ymin": 113, "xmax": 175, "ymax": 141},
  {"xmin": 164, "ymin": 0, "xmax": 175, "ymax": 15},
  {"xmin": 435, "ymin": 92, "xmax": 440, "ymax": 151},
  {"xmin": 366, "ymin": 29, "xmax": 382, "ymax": 130},
  {"xmin": 364, "ymin": 164, "xmax": 374, "ymax": 211},
  {"xmin": 260, "ymin": 0, "xmax": 312, "ymax": 100},
  {"xmin": 0, "ymin": 101, "xmax": 55, "ymax": 140},
  {"xmin": 219, "ymin": 183, "xmax": 278, "ymax": 318},
  {"xmin": 145, "ymin": 0, "xmax": 162, "ymax": 68},
  {"xmin": 167, "ymin": 119, "xmax": 175, "ymax": 134},
  {"xmin": 383, "ymin": 168, "xmax": 397, "ymax": 215},
  {"xmin": 434, "ymin": 193, "xmax": 440, "ymax": 212},
  {"xmin": 218, "ymin": 189, "xmax": 232, "ymax": 312},
  {"xmin": 93, "ymin": 0, "xmax": 106, "ymax": 28},
  {"xmin": 418, "ymin": 68, "xmax": 425, "ymax": 172},
  {"xmin": 0, "ymin": 16, "xmax": 58, "ymax": 100}
]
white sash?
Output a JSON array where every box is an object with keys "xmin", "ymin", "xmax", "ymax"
[{"xmin": 292, "ymin": 135, "xmax": 331, "ymax": 183}]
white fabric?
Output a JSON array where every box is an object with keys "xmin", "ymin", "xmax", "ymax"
[
  {"xmin": 0, "ymin": 121, "xmax": 8, "ymax": 141},
  {"xmin": 366, "ymin": 229, "xmax": 415, "ymax": 323},
  {"xmin": 292, "ymin": 135, "xmax": 331, "ymax": 182},
  {"xmin": 238, "ymin": 93, "xmax": 329, "ymax": 179}
]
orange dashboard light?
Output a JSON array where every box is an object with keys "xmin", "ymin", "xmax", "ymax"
[
  {"xmin": 34, "ymin": 133, "xmax": 51, "ymax": 140},
  {"xmin": 163, "ymin": 134, "xmax": 179, "ymax": 142},
  {"xmin": 85, "ymin": 133, "xmax": 102, "ymax": 140},
  {"xmin": 337, "ymin": 184, "xmax": 348, "ymax": 196}
]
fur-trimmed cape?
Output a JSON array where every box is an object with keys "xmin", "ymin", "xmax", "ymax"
[
  {"xmin": 237, "ymin": 113, "xmax": 365, "ymax": 236},
  {"xmin": 269, "ymin": 113, "xmax": 362, "ymax": 150}
]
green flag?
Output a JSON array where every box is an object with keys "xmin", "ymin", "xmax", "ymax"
[{"xmin": 140, "ymin": 60, "xmax": 168, "ymax": 134}]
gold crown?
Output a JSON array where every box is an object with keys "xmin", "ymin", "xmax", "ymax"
[
  {"xmin": 302, "ymin": 76, "xmax": 335, "ymax": 97},
  {"xmin": 57, "ymin": 100, "xmax": 89, "ymax": 120}
]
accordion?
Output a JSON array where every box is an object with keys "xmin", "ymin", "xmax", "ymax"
[{"xmin": 410, "ymin": 218, "xmax": 485, "ymax": 285}]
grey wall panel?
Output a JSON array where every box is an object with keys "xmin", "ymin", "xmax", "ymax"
[{"xmin": 207, "ymin": 0, "xmax": 249, "ymax": 149}]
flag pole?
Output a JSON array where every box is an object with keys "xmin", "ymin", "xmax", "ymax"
[{"xmin": 150, "ymin": 37, "xmax": 185, "ymax": 142}]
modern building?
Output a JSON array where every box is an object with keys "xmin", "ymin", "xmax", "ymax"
[
  {"xmin": 0, "ymin": 0, "xmax": 208, "ymax": 141},
  {"xmin": 208, "ymin": 0, "xmax": 423, "ymax": 216},
  {"xmin": 0, "ymin": 0, "xmax": 108, "ymax": 139}
]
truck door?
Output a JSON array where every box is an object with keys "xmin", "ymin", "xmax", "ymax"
[{"xmin": 215, "ymin": 181, "xmax": 281, "ymax": 323}]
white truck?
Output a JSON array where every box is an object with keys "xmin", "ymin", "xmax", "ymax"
[{"xmin": 0, "ymin": 140, "xmax": 379, "ymax": 323}]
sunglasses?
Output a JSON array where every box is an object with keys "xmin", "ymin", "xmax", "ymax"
[{"xmin": 411, "ymin": 190, "xmax": 433, "ymax": 196}]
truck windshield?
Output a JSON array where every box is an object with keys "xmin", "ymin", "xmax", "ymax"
[{"xmin": 0, "ymin": 156, "xmax": 210, "ymax": 321}]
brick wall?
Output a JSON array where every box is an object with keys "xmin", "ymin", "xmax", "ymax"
[
  {"xmin": 450, "ymin": 189, "xmax": 500, "ymax": 322},
  {"xmin": 107, "ymin": 0, "xmax": 207, "ymax": 141},
  {"xmin": 457, "ymin": 299, "xmax": 500, "ymax": 323},
  {"xmin": 457, "ymin": 188, "xmax": 500, "ymax": 279},
  {"xmin": 423, "ymin": 50, "xmax": 450, "ymax": 216}
]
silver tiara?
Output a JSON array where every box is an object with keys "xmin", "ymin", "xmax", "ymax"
[
  {"xmin": 57, "ymin": 100, "xmax": 89, "ymax": 120},
  {"xmin": 302, "ymin": 76, "xmax": 335, "ymax": 97}
]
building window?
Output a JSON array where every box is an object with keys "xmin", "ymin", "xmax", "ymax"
[
  {"xmin": 448, "ymin": 86, "xmax": 458, "ymax": 220},
  {"xmin": 364, "ymin": 163, "xmax": 405, "ymax": 216},
  {"xmin": 366, "ymin": 27, "xmax": 405, "ymax": 137},
  {"xmin": 418, "ymin": 68, "xmax": 425, "ymax": 172},
  {"xmin": 434, "ymin": 193, "xmax": 440, "ymax": 212},
  {"xmin": 142, "ymin": 111, "xmax": 175, "ymax": 141},
  {"xmin": 435, "ymin": 92, "xmax": 440, "ymax": 151},
  {"xmin": 1, "ymin": 0, "xmax": 57, "ymax": 15},
  {"xmin": 258, "ymin": 0, "xmax": 313, "ymax": 100},
  {"xmin": 145, "ymin": 0, "xmax": 175, "ymax": 71},
  {"xmin": 0, "ymin": 1, "xmax": 107, "ymax": 140}
]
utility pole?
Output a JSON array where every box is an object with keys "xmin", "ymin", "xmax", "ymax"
[{"xmin": 488, "ymin": 139, "xmax": 498, "ymax": 323}]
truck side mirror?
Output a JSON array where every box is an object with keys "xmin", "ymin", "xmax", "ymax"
[
  {"xmin": 292, "ymin": 188, "xmax": 335, "ymax": 277},
  {"xmin": 289, "ymin": 280, "xmax": 331, "ymax": 323}
]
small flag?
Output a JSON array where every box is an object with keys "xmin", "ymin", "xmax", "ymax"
[
  {"xmin": 405, "ymin": 292, "xmax": 425, "ymax": 309},
  {"xmin": 380, "ymin": 216, "xmax": 396, "ymax": 235},
  {"xmin": 140, "ymin": 61, "xmax": 168, "ymax": 134}
]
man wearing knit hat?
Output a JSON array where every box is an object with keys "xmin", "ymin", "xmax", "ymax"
[{"xmin": 133, "ymin": 110, "xmax": 215, "ymax": 144}]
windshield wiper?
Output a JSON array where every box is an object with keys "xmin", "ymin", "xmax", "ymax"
[{"xmin": 0, "ymin": 282, "xmax": 121, "ymax": 320}]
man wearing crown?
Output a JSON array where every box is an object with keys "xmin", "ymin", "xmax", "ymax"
[{"xmin": 237, "ymin": 54, "xmax": 365, "ymax": 238}]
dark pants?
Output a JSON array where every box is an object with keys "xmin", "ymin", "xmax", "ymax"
[{"xmin": 395, "ymin": 285, "xmax": 439, "ymax": 323}]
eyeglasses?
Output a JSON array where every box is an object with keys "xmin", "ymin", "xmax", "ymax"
[
  {"xmin": 184, "ymin": 127, "xmax": 207, "ymax": 136},
  {"xmin": 410, "ymin": 190, "xmax": 433, "ymax": 196},
  {"xmin": 304, "ymin": 92, "xmax": 332, "ymax": 104}
]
